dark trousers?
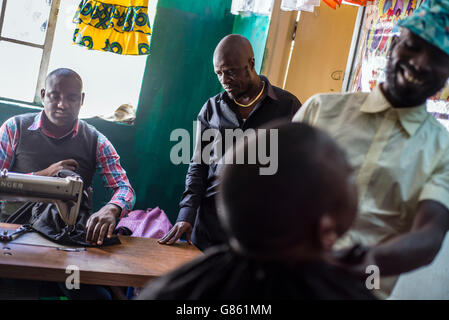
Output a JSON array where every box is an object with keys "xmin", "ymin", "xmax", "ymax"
[{"xmin": 191, "ymin": 196, "xmax": 227, "ymax": 251}]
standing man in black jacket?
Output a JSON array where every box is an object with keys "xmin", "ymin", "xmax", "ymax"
[{"xmin": 159, "ymin": 34, "xmax": 301, "ymax": 250}]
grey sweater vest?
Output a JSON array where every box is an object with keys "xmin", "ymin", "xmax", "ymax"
[{"xmin": 11, "ymin": 113, "xmax": 98, "ymax": 189}]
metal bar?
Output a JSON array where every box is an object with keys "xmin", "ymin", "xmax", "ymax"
[
  {"xmin": 342, "ymin": 5, "xmax": 366, "ymax": 93},
  {"xmin": 0, "ymin": 36, "xmax": 45, "ymax": 49},
  {"xmin": 0, "ymin": 96, "xmax": 42, "ymax": 108},
  {"xmin": 0, "ymin": 0, "xmax": 8, "ymax": 37},
  {"xmin": 33, "ymin": 0, "xmax": 61, "ymax": 104}
]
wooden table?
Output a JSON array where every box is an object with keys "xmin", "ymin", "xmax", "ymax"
[{"xmin": 0, "ymin": 223, "xmax": 201, "ymax": 288}]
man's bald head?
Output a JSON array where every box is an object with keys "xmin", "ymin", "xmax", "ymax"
[
  {"xmin": 45, "ymin": 68, "xmax": 83, "ymax": 91},
  {"xmin": 213, "ymin": 34, "xmax": 255, "ymax": 65},
  {"xmin": 213, "ymin": 35, "xmax": 259, "ymax": 99}
]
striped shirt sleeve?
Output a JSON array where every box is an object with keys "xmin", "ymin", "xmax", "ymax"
[
  {"xmin": 96, "ymin": 132, "xmax": 136, "ymax": 215},
  {"xmin": 0, "ymin": 117, "xmax": 19, "ymax": 170}
]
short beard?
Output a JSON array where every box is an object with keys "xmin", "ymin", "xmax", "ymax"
[
  {"xmin": 383, "ymin": 59, "xmax": 428, "ymax": 106},
  {"xmin": 384, "ymin": 60, "xmax": 403, "ymax": 102}
]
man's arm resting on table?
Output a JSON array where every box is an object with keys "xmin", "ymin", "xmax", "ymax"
[
  {"xmin": 159, "ymin": 220, "xmax": 193, "ymax": 245},
  {"xmin": 85, "ymin": 184, "xmax": 134, "ymax": 245},
  {"xmin": 91, "ymin": 132, "xmax": 136, "ymax": 244},
  {"xmin": 86, "ymin": 202, "xmax": 122, "ymax": 245},
  {"xmin": 363, "ymin": 200, "xmax": 449, "ymax": 276}
]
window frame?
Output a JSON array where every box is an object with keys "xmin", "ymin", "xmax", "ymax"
[{"xmin": 0, "ymin": 0, "xmax": 61, "ymax": 105}]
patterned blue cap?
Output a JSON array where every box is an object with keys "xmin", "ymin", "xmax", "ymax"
[{"xmin": 398, "ymin": 0, "xmax": 449, "ymax": 56}]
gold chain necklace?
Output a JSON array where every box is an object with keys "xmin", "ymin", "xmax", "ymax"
[{"xmin": 233, "ymin": 81, "xmax": 265, "ymax": 108}]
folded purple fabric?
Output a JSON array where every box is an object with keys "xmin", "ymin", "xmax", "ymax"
[{"xmin": 115, "ymin": 207, "xmax": 173, "ymax": 239}]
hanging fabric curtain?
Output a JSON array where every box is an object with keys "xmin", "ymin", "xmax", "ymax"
[
  {"xmin": 231, "ymin": 0, "xmax": 275, "ymax": 16},
  {"xmin": 341, "ymin": 0, "xmax": 375, "ymax": 6},
  {"xmin": 72, "ymin": 0, "xmax": 152, "ymax": 55},
  {"xmin": 281, "ymin": 0, "xmax": 373, "ymax": 12},
  {"xmin": 281, "ymin": 0, "xmax": 321, "ymax": 12},
  {"xmin": 321, "ymin": 0, "xmax": 375, "ymax": 10}
]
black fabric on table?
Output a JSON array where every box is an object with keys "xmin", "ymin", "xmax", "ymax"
[{"xmin": 5, "ymin": 170, "xmax": 119, "ymax": 247}]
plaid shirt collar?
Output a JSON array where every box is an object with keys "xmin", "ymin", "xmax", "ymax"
[{"xmin": 28, "ymin": 111, "xmax": 79, "ymax": 139}]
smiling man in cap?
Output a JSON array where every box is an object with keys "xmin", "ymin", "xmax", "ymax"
[{"xmin": 294, "ymin": 0, "xmax": 449, "ymax": 298}]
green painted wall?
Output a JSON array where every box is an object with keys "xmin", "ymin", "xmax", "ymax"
[
  {"xmin": 132, "ymin": 0, "xmax": 272, "ymax": 222},
  {"xmin": 0, "ymin": 0, "xmax": 271, "ymax": 223},
  {"xmin": 232, "ymin": 14, "xmax": 270, "ymax": 73},
  {"xmin": 132, "ymin": 0, "xmax": 235, "ymax": 221}
]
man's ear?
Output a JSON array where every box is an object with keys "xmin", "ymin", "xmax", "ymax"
[
  {"xmin": 40, "ymin": 88, "xmax": 46, "ymax": 101},
  {"xmin": 390, "ymin": 35, "xmax": 399, "ymax": 48},
  {"xmin": 249, "ymin": 57, "xmax": 255, "ymax": 71},
  {"xmin": 387, "ymin": 35, "xmax": 399, "ymax": 58},
  {"xmin": 318, "ymin": 214, "xmax": 338, "ymax": 251},
  {"xmin": 81, "ymin": 92, "xmax": 85, "ymax": 105}
]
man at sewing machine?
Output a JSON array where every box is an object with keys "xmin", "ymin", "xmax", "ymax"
[{"xmin": 0, "ymin": 68, "xmax": 136, "ymax": 245}]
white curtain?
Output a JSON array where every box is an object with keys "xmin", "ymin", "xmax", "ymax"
[
  {"xmin": 231, "ymin": 0, "xmax": 275, "ymax": 15},
  {"xmin": 230, "ymin": 0, "xmax": 323, "ymax": 16},
  {"xmin": 281, "ymin": 0, "xmax": 321, "ymax": 12}
]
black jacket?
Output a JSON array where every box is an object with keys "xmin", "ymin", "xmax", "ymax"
[{"xmin": 177, "ymin": 76, "xmax": 301, "ymax": 250}]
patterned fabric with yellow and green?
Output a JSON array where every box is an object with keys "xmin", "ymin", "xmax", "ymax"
[{"xmin": 73, "ymin": 0, "xmax": 152, "ymax": 55}]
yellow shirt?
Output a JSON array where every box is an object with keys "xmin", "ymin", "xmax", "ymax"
[{"xmin": 293, "ymin": 86, "xmax": 449, "ymax": 296}]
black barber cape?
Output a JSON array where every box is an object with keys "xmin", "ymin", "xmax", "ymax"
[{"xmin": 137, "ymin": 245, "xmax": 376, "ymax": 300}]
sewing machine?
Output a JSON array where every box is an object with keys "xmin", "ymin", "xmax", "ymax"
[{"xmin": 0, "ymin": 169, "xmax": 83, "ymax": 226}]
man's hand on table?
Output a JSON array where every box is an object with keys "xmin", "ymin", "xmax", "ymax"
[
  {"xmin": 158, "ymin": 221, "xmax": 193, "ymax": 245},
  {"xmin": 34, "ymin": 159, "xmax": 79, "ymax": 176},
  {"xmin": 86, "ymin": 203, "xmax": 121, "ymax": 245}
]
